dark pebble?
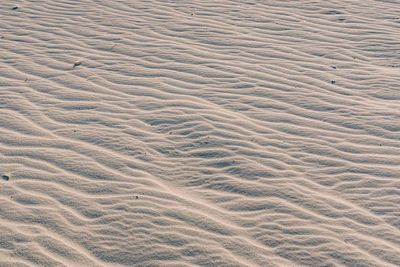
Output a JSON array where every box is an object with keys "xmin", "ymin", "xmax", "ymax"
[
  {"xmin": 331, "ymin": 80, "xmax": 336, "ymax": 84},
  {"xmin": 2, "ymin": 175, "xmax": 10, "ymax": 181},
  {"xmin": 73, "ymin": 62, "xmax": 81, "ymax": 68},
  {"xmin": 136, "ymin": 196, "xmax": 139, "ymax": 200},
  {"xmin": 12, "ymin": 6, "xmax": 18, "ymax": 10}
]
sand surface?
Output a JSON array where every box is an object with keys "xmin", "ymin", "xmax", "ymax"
[{"xmin": 1, "ymin": 1, "xmax": 400, "ymax": 266}]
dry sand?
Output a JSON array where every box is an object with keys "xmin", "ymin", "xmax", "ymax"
[{"xmin": 1, "ymin": 1, "xmax": 400, "ymax": 266}]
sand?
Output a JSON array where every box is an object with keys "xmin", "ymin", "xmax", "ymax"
[{"xmin": 1, "ymin": 0, "xmax": 399, "ymax": 266}]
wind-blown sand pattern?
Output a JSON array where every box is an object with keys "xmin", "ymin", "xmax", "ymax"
[{"xmin": 1, "ymin": 1, "xmax": 400, "ymax": 266}]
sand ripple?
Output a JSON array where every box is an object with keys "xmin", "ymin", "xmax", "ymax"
[{"xmin": 1, "ymin": 1, "xmax": 399, "ymax": 266}]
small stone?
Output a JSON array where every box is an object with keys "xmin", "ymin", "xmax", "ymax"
[
  {"xmin": 2, "ymin": 175, "xmax": 9, "ymax": 181},
  {"xmin": 331, "ymin": 80, "xmax": 336, "ymax": 84},
  {"xmin": 12, "ymin": 6, "xmax": 18, "ymax": 10},
  {"xmin": 73, "ymin": 60, "xmax": 82, "ymax": 68},
  {"xmin": 136, "ymin": 196, "xmax": 139, "ymax": 200}
]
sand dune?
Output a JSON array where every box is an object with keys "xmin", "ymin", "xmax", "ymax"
[{"xmin": 1, "ymin": 0, "xmax": 400, "ymax": 266}]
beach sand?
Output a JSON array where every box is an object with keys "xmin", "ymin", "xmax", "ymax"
[{"xmin": 1, "ymin": 1, "xmax": 399, "ymax": 266}]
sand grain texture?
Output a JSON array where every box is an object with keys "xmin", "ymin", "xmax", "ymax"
[{"xmin": 1, "ymin": 1, "xmax": 400, "ymax": 266}]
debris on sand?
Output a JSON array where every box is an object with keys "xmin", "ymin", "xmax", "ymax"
[
  {"xmin": 73, "ymin": 60, "xmax": 82, "ymax": 68},
  {"xmin": 2, "ymin": 175, "xmax": 10, "ymax": 181},
  {"xmin": 12, "ymin": 6, "xmax": 18, "ymax": 10}
]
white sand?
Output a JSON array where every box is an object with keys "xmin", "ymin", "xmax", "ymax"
[{"xmin": 1, "ymin": 1, "xmax": 400, "ymax": 266}]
